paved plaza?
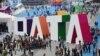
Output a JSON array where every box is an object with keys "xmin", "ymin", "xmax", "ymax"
[{"xmin": 1, "ymin": 36, "xmax": 100, "ymax": 56}]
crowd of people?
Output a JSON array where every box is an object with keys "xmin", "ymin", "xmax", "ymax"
[
  {"xmin": 0, "ymin": 23, "xmax": 100, "ymax": 56},
  {"xmin": 54, "ymin": 25, "xmax": 100, "ymax": 56},
  {"xmin": 0, "ymin": 33, "xmax": 52, "ymax": 56},
  {"xmin": 0, "ymin": 0, "xmax": 100, "ymax": 17},
  {"xmin": 15, "ymin": 1, "xmax": 100, "ymax": 17},
  {"xmin": 0, "ymin": 22, "xmax": 100, "ymax": 56}
]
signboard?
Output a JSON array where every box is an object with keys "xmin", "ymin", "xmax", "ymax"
[{"xmin": 14, "ymin": 14, "xmax": 92, "ymax": 44}]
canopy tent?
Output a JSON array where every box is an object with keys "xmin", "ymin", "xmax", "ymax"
[
  {"xmin": 0, "ymin": 12, "xmax": 16, "ymax": 33},
  {"xmin": 74, "ymin": 5, "xmax": 83, "ymax": 13},
  {"xmin": 85, "ymin": 0, "xmax": 92, "ymax": 2},
  {"xmin": 0, "ymin": 6, "xmax": 11, "ymax": 14},
  {"xmin": 93, "ymin": 0, "xmax": 100, "ymax": 3},
  {"xmin": 7, "ymin": 0, "xmax": 22, "ymax": 9},
  {"xmin": 53, "ymin": 0, "xmax": 62, "ymax": 6},
  {"xmin": 57, "ymin": 10, "xmax": 67, "ymax": 15}
]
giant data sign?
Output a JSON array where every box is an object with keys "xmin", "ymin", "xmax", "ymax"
[{"xmin": 15, "ymin": 14, "xmax": 92, "ymax": 44}]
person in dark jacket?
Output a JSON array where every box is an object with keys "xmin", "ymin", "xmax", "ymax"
[
  {"xmin": 99, "ymin": 49, "xmax": 100, "ymax": 56},
  {"xmin": 67, "ymin": 48, "xmax": 70, "ymax": 56},
  {"xmin": 0, "ymin": 42, "xmax": 3, "ymax": 54}
]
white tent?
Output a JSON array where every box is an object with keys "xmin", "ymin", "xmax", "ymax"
[{"xmin": 0, "ymin": 12, "xmax": 16, "ymax": 33}]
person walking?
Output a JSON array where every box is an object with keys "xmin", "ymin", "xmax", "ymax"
[
  {"xmin": 0, "ymin": 42, "xmax": 2, "ymax": 54},
  {"xmin": 99, "ymin": 48, "xmax": 100, "ymax": 56},
  {"xmin": 88, "ymin": 43, "xmax": 91, "ymax": 53},
  {"xmin": 64, "ymin": 47, "xmax": 67, "ymax": 56},
  {"xmin": 93, "ymin": 48, "xmax": 96, "ymax": 56},
  {"xmin": 67, "ymin": 48, "xmax": 70, "ymax": 56},
  {"xmin": 93, "ymin": 39, "xmax": 96, "ymax": 48},
  {"xmin": 43, "ymin": 53, "xmax": 46, "ymax": 56},
  {"xmin": 79, "ymin": 40, "xmax": 82, "ymax": 56}
]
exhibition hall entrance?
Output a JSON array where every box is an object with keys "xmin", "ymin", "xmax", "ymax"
[{"xmin": 0, "ymin": 22, "xmax": 8, "ymax": 34}]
